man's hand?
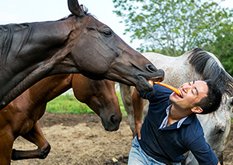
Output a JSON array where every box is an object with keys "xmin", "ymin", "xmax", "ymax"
[{"xmin": 134, "ymin": 120, "xmax": 143, "ymax": 139}]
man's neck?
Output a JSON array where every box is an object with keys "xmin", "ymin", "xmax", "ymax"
[{"xmin": 167, "ymin": 104, "xmax": 192, "ymax": 126}]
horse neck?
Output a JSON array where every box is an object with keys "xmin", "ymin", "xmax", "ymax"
[
  {"xmin": 2, "ymin": 19, "xmax": 74, "ymax": 65},
  {"xmin": 5, "ymin": 18, "xmax": 75, "ymax": 78},
  {"xmin": 0, "ymin": 18, "xmax": 75, "ymax": 109},
  {"xmin": 27, "ymin": 74, "xmax": 73, "ymax": 105}
]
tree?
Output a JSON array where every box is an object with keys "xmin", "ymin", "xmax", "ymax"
[
  {"xmin": 113, "ymin": 0, "xmax": 233, "ymax": 56},
  {"xmin": 203, "ymin": 20, "xmax": 233, "ymax": 75}
]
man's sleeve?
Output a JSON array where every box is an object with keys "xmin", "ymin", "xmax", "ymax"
[{"xmin": 186, "ymin": 135, "xmax": 219, "ymax": 165}]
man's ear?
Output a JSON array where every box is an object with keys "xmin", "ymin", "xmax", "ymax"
[{"xmin": 191, "ymin": 106, "xmax": 203, "ymax": 114}]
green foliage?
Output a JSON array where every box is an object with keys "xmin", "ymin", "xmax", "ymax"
[
  {"xmin": 46, "ymin": 94, "xmax": 93, "ymax": 114},
  {"xmin": 46, "ymin": 92, "xmax": 127, "ymax": 116},
  {"xmin": 203, "ymin": 21, "xmax": 233, "ymax": 76},
  {"xmin": 116, "ymin": 90, "xmax": 128, "ymax": 116},
  {"xmin": 113, "ymin": 0, "xmax": 233, "ymax": 56}
]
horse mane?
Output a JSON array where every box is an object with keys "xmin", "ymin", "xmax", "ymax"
[
  {"xmin": 0, "ymin": 23, "xmax": 34, "ymax": 62},
  {"xmin": 0, "ymin": 5, "xmax": 92, "ymax": 63},
  {"xmin": 188, "ymin": 48, "xmax": 233, "ymax": 96},
  {"xmin": 0, "ymin": 5, "xmax": 93, "ymax": 63}
]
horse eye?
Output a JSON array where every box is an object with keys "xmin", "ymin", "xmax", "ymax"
[{"xmin": 102, "ymin": 29, "xmax": 112, "ymax": 37}]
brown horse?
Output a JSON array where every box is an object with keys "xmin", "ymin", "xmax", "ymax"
[
  {"xmin": 0, "ymin": 74, "xmax": 121, "ymax": 164},
  {"xmin": 0, "ymin": 0, "xmax": 164, "ymax": 109}
]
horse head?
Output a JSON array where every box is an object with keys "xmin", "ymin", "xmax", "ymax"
[
  {"xmin": 72, "ymin": 74, "xmax": 122, "ymax": 131},
  {"xmin": 0, "ymin": 0, "xmax": 164, "ymax": 110},
  {"xmin": 202, "ymin": 96, "xmax": 233, "ymax": 159},
  {"xmin": 185, "ymin": 96, "xmax": 233, "ymax": 165},
  {"xmin": 65, "ymin": 0, "xmax": 164, "ymax": 92}
]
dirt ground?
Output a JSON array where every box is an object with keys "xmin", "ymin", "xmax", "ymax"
[{"xmin": 11, "ymin": 112, "xmax": 233, "ymax": 165}]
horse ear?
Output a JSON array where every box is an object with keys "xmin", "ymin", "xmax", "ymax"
[{"xmin": 68, "ymin": 0, "xmax": 82, "ymax": 16}]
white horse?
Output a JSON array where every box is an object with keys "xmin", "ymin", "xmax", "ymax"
[{"xmin": 120, "ymin": 48, "xmax": 233, "ymax": 164}]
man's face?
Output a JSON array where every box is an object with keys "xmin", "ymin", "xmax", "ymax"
[{"xmin": 169, "ymin": 81, "xmax": 208, "ymax": 110}]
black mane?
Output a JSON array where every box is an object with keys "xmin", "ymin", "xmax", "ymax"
[
  {"xmin": 0, "ymin": 23, "xmax": 34, "ymax": 63},
  {"xmin": 0, "ymin": 5, "xmax": 92, "ymax": 64},
  {"xmin": 188, "ymin": 48, "xmax": 233, "ymax": 96}
]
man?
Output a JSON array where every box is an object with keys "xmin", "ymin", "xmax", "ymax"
[{"xmin": 128, "ymin": 80, "xmax": 222, "ymax": 165}]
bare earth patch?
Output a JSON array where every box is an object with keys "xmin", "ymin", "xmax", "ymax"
[{"xmin": 11, "ymin": 112, "xmax": 233, "ymax": 165}]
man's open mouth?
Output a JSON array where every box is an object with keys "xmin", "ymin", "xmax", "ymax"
[{"xmin": 177, "ymin": 89, "xmax": 183, "ymax": 98}]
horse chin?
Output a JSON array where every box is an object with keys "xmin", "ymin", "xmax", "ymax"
[
  {"xmin": 100, "ymin": 117, "xmax": 120, "ymax": 132},
  {"xmin": 135, "ymin": 75, "xmax": 164, "ymax": 92},
  {"xmin": 135, "ymin": 80, "xmax": 153, "ymax": 92}
]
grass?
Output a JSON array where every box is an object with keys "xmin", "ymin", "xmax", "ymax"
[
  {"xmin": 46, "ymin": 94, "xmax": 93, "ymax": 114},
  {"xmin": 47, "ymin": 92, "xmax": 233, "ymax": 122},
  {"xmin": 46, "ymin": 91, "xmax": 127, "ymax": 116}
]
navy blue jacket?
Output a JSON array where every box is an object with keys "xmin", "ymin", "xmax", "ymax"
[{"xmin": 138, "ymin": 84, "xmax": 218, "ymax": 164}]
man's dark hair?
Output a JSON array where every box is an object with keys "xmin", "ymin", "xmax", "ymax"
[{"xmin": 194, "ymin": 79, "xmax": 222, "ymax": 114}]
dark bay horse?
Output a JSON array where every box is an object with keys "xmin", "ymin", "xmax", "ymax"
[
  {"xmin": 0, "ymin": 0, "xmax": 164, "ymax": 109},
  {"xmin": 0, "ymin": 74, "xmax": 121, "ymax": 164}
]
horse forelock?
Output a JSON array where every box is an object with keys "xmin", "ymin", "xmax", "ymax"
[
  {"xmin": 80, "ymin": 5, "xmax": 91, "ymax": 16},
  {"xmin": 0, "ymin": 23, "xmax": 34, "ymax": 63},
  {"xmin": 188, "ymin": 48, "xmax": 233, "ymax": 96}
]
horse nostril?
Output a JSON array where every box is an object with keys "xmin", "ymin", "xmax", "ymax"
[
  {"xmin": 110, "ymin": 114, "xmax": 122, "ymax": 125},
  {"xmin": 146, "ymin": 64, "xmax": 157, "ymax": 73},
  {"xmin": 216, "ymin": 127, "xmax": 225, "ymax": 134},
  {"xmin": 110, "ymin": 114, "xmax": 117, "ymax": 124}
]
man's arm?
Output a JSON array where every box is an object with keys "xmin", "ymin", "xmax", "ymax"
[{"xmin": 132, "ymin": 88, "xmax": 144, "ymax": 140}]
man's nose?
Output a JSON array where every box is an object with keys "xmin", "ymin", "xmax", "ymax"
[{"xmin": 182, "ymin": 85, "xmax": 192, "ymax": 91}]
